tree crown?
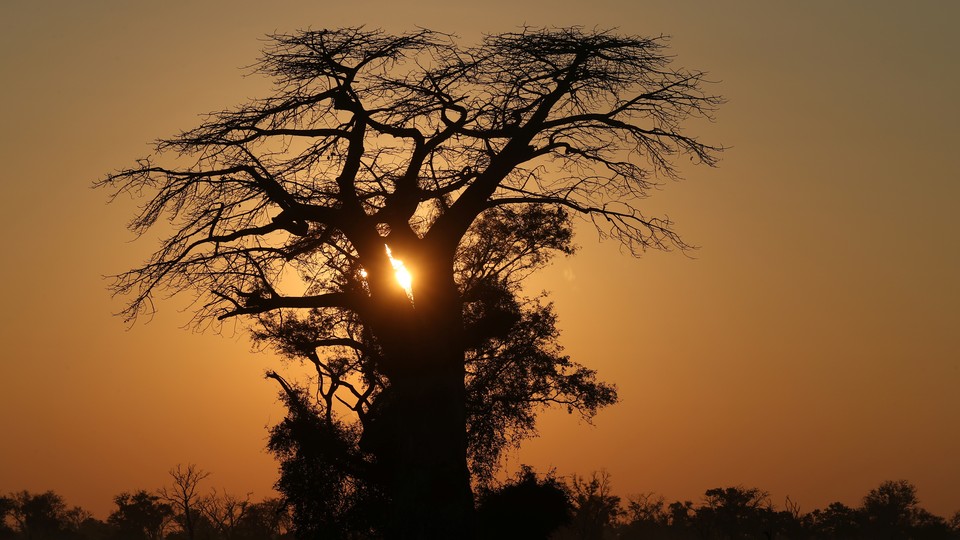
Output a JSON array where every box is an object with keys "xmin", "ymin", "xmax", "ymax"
[{"xmin": 98, "ymin": 26, "xmax": 722, "ymax": 326}]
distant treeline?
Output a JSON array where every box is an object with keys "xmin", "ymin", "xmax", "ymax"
[
  {"xmin": 3, "ymin": 465, "xmax": 958, "ymax": 539},
  {"xmin": 534, "ymin": 470, "xmax": 960, "ymax": 540}
]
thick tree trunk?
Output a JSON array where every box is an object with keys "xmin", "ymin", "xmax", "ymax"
[
  {"xmin": 387, "ymin": 359, "xmax": 473, "ymax": 538},
  {"xmin": 366, "ymin": 261, "xmax": 475, "ymax": 538}
]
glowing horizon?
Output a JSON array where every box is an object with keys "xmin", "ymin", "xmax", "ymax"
[{"xmin": 2, "ymin": 1, "xmax": 958, "ymax": 521}]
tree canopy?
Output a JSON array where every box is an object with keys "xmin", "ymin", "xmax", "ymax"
[{"xmin": 100, "ymin": 26, "xmax": 720, "ymax": 326}]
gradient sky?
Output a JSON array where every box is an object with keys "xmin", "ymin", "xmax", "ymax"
[{"xmin": 1, "ymin": 1, "xmax": 957, "ymax": 520}]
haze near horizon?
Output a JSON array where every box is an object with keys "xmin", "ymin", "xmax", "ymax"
[{"xmin": 0, "ymin": 1, "xmax": 956, "ymax": 520}]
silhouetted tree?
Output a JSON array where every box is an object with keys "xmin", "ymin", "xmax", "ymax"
[
  {"xmin": 809, "ymin": 501, "xmax": 862, "ymax": 538},
  {"xmin": 694, "ymin": 486, "xmax": 775, "ymax": 539},
  {"xmin": 860, "ymin": 480, "xmax": 954, "ymax": 540},
  {"xmin": 3, "ymin": 490, "xmax": 100, "ymax": 540},
  {"xmin": 474, "ymin": 466, "xmax": 571, "ymax": 539},
  {"xmin": 200, "ymin": 489, "xmax": 253, "ymax": 540},
  {"xmin": 108, "ymin": 490, "xmax": 173, "ymax": 540},
  {"xmin": 266, "ymin": 377, "xmax": 385, "ymax": 538},
  {"xmin": 77, "ymin": 517, "xmax": 114, "ymax": 540},
  {"xmin": 619, "ymin": 492, "xmax": 672, "ymax": 539},
  {"xmin": 910, "ymin": 510, "xmax": 955, "ymax": 540},
  {"xmin": 158, "ymin": 465, "xmax": 209, "ymax": 540},
  {"xmin": 665, "ymin": 500, "xmax": 698, "ymax": 537},
  {"xmin": 63, "ymin": 507, "xmax": 97, "ymax": 538},
  {"xmin": 7, "ymin": 491, "xmax": 69, "ymax": 540},
  {"xmin": 0, "ymin": 495, "xmax": 16, "ymax": 540},
  {"xmin": 554, "ymin": 471, "xmax": 623, "ymax": 540},
  {"xmin": 862, "ymin": 480, "xmax": 920, "ymax": 537},
  {"xmin": 231, "ymin": 498, "xmax": 291, "ymax": 540},
  {"xmin": 773, "ymin": 495, "xmax": 812, "ymax": 539},
  {"xmin": 100, "ymin": 26, "xmax": 721, "ymax": 536}
]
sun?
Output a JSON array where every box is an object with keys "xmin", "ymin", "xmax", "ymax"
[{"xmin": 385, "ymin": 245, "xmax": 413, "ymax": 300}]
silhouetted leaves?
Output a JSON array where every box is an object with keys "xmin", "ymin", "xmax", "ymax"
[
  {"xmin": 554, "ymin": 471, "xmax": 623, "ymax": 540},
  {"xmin": 267, "ymin": 381, "xmax": 384, "ymax": 539},
  {"xmin": 475, "ymin": 466, "xmax": 571, "ymax": 539},
  {"xmin": 1, "ymin": 491, "xmax": 100, "ymax": 540},
  {"xmin": 108, "ymin": 491, "xmax": 172, "ymax": 540}
]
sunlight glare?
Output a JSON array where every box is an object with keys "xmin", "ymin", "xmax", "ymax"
[{"xmin": 385, "ymin": 245, "xmax": 413, "ymax": 300}]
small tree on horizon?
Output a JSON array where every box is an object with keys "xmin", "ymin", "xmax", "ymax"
[
  {"xmin": 108, "ymin": 490, "xmax": 173, "ymax": 540},
  {"xmin": 158, "ymin": 465, "xmax": 209, "ymax": 540}
]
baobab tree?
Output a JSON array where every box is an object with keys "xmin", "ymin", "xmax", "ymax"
[{"xmin": 99, "ymin": 27, "xmax": 721, "ymax": 537}]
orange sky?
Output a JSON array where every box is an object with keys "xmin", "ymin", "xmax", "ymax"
[{"xmin": 1, "ymin": 1, "xmax": 957, "ymax": 520}]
